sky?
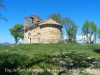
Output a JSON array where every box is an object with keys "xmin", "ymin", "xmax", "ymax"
[{"xmin": 0, "ymin": 0, "xmax": 100, "ymax": 43}]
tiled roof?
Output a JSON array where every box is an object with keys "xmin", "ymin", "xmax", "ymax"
[{"xmin": 39, "ymin": 18, "xmax": 61, "ymax": 25}]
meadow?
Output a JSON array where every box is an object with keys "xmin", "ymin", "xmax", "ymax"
[
  {"xmin": 0, "ymin": 43, "xmax": 100, "ymax": 75},
  {"xmin": 0, "ymin": 43, "xmax": 100, "ymax": 59}
]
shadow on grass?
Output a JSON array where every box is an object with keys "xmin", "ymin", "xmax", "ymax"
[
  {"xmin": 93, "ymin": 49, "xmax": 100, "ymax": 53},
  {"xmin": 87, "ymin": 45, "xmax": 100, "ymax": 54}
]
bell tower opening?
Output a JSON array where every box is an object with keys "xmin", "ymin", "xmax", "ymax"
[{"xmin": 30, "ymin": 17, "xmax": 34, "ymax": 26}]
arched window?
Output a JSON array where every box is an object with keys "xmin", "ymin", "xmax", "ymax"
[{"xmin": 30, "ymin": 17, "xmax": 34, "ymax": 26}]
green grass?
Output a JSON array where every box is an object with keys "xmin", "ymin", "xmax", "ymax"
[
  {"xmin": 0, "ymin": 43, "xmax": 100, "ymax": 75},
  {"xmin": 0, "ymin": 43, "xmax": 100, "ymax": 59}
]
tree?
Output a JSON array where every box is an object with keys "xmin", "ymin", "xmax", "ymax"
[
  {"xmin": 89, "ymin": 22, "xmax": 97, "ymax": 43},
  {"xmin": 63, "ymin": 17, "xmax": 78, "ymax": 43},
  {"xmin": 82, "ymin": 20, "xmax": 98, "ymax": 44},
  {"xmin": 9, "ymin": 24, "xmax": 24, "ymax": 44},
  {"xmin": 82, "ymin": 19, "xmax": 90, "ymax": 43},
  {"xmin": 0, "ymin": 0, "xmax": 7, "ymax": 21},
  {"xmin": 98, "ymin": 28, "xmax": 100, "ymax": 39}
]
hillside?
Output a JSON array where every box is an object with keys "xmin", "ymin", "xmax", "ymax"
[
  {"xmin": 0, "ymin": 44, "xmax": 100, "ymax": 75},
  {"xmin": 1, "ymin": 42, "xmax": 12, "ymax": 45}
]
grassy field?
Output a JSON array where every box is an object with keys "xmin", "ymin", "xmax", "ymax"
[
  {"xmin": 0, "ymin": 43, "xmax": 100, "ymax": 75},
  {"xmin": 0, "ymin": 43, "xmax": 100, "ymax": 59}
]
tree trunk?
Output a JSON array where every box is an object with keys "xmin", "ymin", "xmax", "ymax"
[
  {"xmin": 15, "ymin": 38, "xmax": 18, "ymax": 45},
  {"xmin": 86, "ymin": 34, "xmax": 88, "ymax": 44}
]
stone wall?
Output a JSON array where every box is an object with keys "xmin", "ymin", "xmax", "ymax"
[
  {"xmin": 24, "ymin": 15, "xmax": 42, "ymax": 29},
  {"xmin": 24, "ymin": 25, "xmax": 62, "ymax": 44},
  {"xmin": 39, "ymin": 26, "xmax": 61, "ymax": 43}
]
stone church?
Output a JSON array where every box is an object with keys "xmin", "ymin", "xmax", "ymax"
[{"xmin": 24, "ymin": 15, "xmax": 62, "ymax": 44}]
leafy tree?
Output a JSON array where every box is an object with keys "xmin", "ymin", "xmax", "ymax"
[
  {"xmin": 82, "ymin": 20, "xmax": 98, "ymax": 44},
  {"xmin": 0, "ymin": 0, "xmax": 7, "ymax": 21},
  {"xmin": 9, "ymin": 24, "xmax": 24, "ymax": 44},
  {"xmin": 63, "ymin": 17, "xmax": 78, "ymax": 43},
  {"xmin": 82, "ymin": 19, "xmax": 90, "ymax": 43}
]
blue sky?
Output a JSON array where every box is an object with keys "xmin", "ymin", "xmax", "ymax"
[{"xmin": 0, "ymin": 0, "xmax": 100, "ymax": 43}]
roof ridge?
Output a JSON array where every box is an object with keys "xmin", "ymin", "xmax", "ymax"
[{"xmin": 38, "ymin": 18, "xmax": 61, "ymax": 25}]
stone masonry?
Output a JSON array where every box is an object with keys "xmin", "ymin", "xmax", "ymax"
[{"xmin": 24, "ymin": 15, "xmax": 62, "ymax": 44}]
